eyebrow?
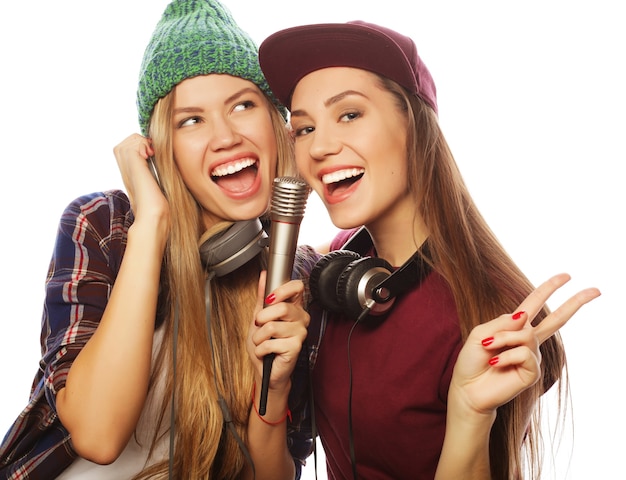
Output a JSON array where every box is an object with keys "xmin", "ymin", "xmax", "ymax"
[
  {"xmin": 172, "ymin": 106, "xmax": 203, "ymax": 116},
  {"xmin": 172, "ymin": 87, "xmax": 261, "ymax": 115},
  {"xmin": 290, "ymin": 90, "xmax": 367, "ymax": 118}
]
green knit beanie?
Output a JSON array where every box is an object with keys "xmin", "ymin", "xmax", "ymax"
[{"xmin": 137, "ymin": 0, "xmax": 285, "ymax": 136}]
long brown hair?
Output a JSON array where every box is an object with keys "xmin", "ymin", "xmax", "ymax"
[
  {"xmin": 379, "ymin": 76, "xmax": 566, "ymax": 479},
  {"xmin": 134, "ymin": 85, "xmax": 294, "ymax": 479}
]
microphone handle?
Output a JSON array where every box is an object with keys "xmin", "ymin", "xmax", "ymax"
[
  {"xmin": 259, "ymin": 221, "xmax": 297, "ymax": 416},
  {"xmin": 258, "ymin": 177, "xmax": 308, "ymax": 416}
]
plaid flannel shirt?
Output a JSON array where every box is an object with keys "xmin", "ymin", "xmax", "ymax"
[{"xmin": 0, "ymin": 190, "xmax": 320, "ymax": 479}]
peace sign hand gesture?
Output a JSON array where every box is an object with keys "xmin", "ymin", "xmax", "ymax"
[
  {"xmin": 451, "ymin": 273, "xmax": 601, "ymax": 417},
  {"xmin": 435, "ymin": 273, "xmax": 600, "ymax": 479}
]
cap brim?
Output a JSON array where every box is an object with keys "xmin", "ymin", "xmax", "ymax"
[{"xmin": 259, "ymin": 23, "xmax": 418, "ymax": 109}]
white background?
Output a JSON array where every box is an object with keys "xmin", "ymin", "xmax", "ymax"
[{"xmin": 0, "ymin": 1, "xmax": 623, "ymax": 478}]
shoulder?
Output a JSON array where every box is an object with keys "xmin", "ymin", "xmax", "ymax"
[
  {"xmin": 294, "ymin": 244, "xmax": 322, "ymax": 277},
  {"xmin": 58, "ymin": 190, "xmax": 132, "ymax": 233},
  {"xmin": 329, "ymin": 228, "xmax": 362, "ymax": 251},
  {"xmin": 53, "ymin": 190, "xmax": 132, "ymax": 268},
  {"xmin": 61, "ymin": 189, "xmax": 131, "ymax": 218}
]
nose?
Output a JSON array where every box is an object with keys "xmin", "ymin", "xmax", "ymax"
[
  {"xmin": 308, "ymin": 124, "xmax": 341, "ymax": 161},
  {"xmin": 208, "ymin": 117, "xmax": 242, "ymax": 151}
]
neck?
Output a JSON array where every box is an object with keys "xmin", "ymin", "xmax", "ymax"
[{"xmin": 366, "ymin": 213, "xmax": 429, "ymax": 266}]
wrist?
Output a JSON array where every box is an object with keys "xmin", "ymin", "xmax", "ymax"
[
  {"xmin": 127, "ymin": 219, "xmax": 169, "ymax": 254},
  {"xmin": 447, "ymin": 385, "xmax": 497, "ymax": 432},
  {"xmin": 251, "ymin": 381, "xmax": 291, "ymax": 426}
]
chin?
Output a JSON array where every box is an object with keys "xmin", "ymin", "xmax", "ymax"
[
  {"xmin": 328, "ymin": 213, "xmax": 361, "ymax": 231},
  {"xmin": 234, "ymin": 204, "xmax": 268, "ymax": 222}
]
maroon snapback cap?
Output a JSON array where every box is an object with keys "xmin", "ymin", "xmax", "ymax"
[{"xmin": 259, "ymin": 20, "xmax": 438, "ymax": 113}]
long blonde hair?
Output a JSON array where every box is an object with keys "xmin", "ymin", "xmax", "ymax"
[
  {"xmin": 134, "ymin": 86, "xmax": 294, "ymax": 479},
  {"xmin": 379, "ymin": 76, "xmax": 566, "ymax": 479}
]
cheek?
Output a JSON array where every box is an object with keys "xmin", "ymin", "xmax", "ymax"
[
  {"xmin": 294, "ymin": 143, "xmax": 311, "ymax": 172},
  {"xmin": 172, "ymin": 153, "xmax": 198, "ymax": 188},
  {"xmin": 174, "ymin": 162, "xmax": 199, "ymax": 198},
  {"xmin": 172, "ymin": 135, "xmax": 203, "ymax": 173},
  {"xmin": 380, "ymin": 127, "xmax": 408, "ymax": 171},
  {"xmin": 261, "ymin": 127, "xmax": 278, "ymax": 165},
  {"xmin": 248, "ymin": 115, "xmax": 278, "ymax": 165}
]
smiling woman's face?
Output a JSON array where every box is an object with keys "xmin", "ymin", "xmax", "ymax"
[
  {"xmin": 290, "ymin": 66, "xmax": 412, "ymax": 231},
  {"xmin": 172, "ymin": 74, "xmax": 277, "ymax": 228}
]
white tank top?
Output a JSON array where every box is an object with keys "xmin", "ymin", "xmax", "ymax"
[{"xmin": 57, "ymin": 326, "xmax": 170, "ymax": 479}]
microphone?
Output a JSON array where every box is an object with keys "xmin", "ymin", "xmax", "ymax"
[{"xmin": 259, "ymin": 176, "xmax": 309, "ymax": 415}]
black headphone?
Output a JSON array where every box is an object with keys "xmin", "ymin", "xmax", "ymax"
[
  {"xmin": 309, "ymin": 227, "xmax": 431, "ymax": 320},
  {"xmin": 199, "ymin": 219, "xmax": 268, "ymax": 277}
]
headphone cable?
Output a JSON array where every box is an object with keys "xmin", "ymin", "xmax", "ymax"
[
  {"xmin": 204, "ymin": 276, "xmax": 256, "ymax": 478},
  {"xmin": 168, "ymin": 300, "xmax": 180, "ymax": 479},
  {"xmin": 167, "ymin": 276, "xmax": 256, "ymax": 479},
  {"xmin": 347, "ymin": 304, "xmax": 372, "ymax": 480}
]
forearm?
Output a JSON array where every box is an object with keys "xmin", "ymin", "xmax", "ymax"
[
  {"xmin": 435, "ymin": 397, "xmax": 495, "ymax": 480},
  {"xmin": 57, "ymin": 220, "xmax": 167, "ymax": 463},
  {"xmin": 243, "ymin": 379, "xmax": 296, "ymax": 480}
]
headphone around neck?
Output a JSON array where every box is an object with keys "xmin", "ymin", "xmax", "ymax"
[
  {"xmin": 199, "ymin": 219, "xmax": 268, "ymax": 277},
  {"xmin": 309, "ymin": 227, "xmax": 432, "ymax": 320}
]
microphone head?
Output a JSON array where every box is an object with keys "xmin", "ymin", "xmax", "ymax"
[{"xmin": 270, "ymin": 176, "xmax": 310, "ymax": 222}]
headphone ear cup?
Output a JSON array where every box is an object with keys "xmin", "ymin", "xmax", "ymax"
[
  {"xmin": 337, "ymin": 256, "xmax": 394, "ymax": 318},
  {"xmin": 310, "ymin": 250, "xmax": 362, "ymax": 313},
  {"xmin": 199, "ymin": 219, "xmax": 267, "ymax": 277}
]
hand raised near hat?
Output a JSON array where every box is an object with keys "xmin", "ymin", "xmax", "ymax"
[{"xmin": 114, "ymin": 133, "xmax": 170, "ymax": 241}]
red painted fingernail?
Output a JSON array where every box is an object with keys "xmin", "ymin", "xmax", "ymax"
[
  {"xmin": 481, "ymin": 336, "xmax": 495, "ymax": 347},
  {"xmin": 265, "ymin": 293, "xmax": 276, "ymax": 304},
  {"xmin": 512, "ymin": 311, "xmax": 525, "ymax": 320},
  {"xmin": 489, "ymin": 356, "xmax": 500, "ymax": 366}
]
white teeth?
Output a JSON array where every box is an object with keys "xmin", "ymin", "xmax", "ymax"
[
  {"xmin": 211, "ymin": 158, "xmax": 256, "ymax": 177},
  {"xmin": 322, "ymin": 168, "xmax": 365, "ymax": 185}
]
